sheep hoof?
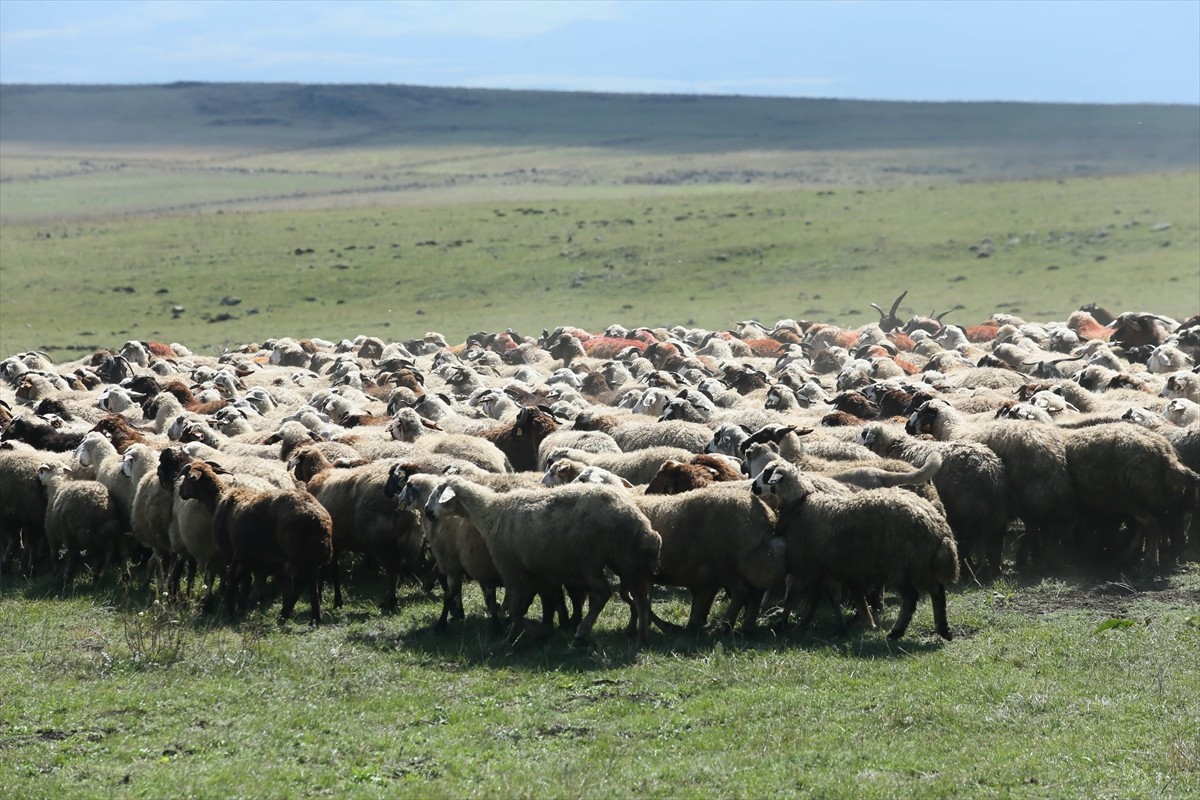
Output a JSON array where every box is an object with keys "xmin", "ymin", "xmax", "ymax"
[
  {"xmin": 432, "ymin": 619, "xmax": 449, "ymax": 633},
  {"xmin": 886, "ymin": 630, "xmax": 903, "ymax": 640},
  {"xmin": 569, "ymin": 636, "xmax": 591, "ymax": 650},
  {"xmin": 938, "ymin": 627, "xmax": 953, "ymax": 641}
]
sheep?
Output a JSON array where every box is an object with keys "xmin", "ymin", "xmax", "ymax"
[
  {"xmin": 644, "ymin": 454, "xmax": 746, "ymax": 494},
  {"xmin": 908, "ymin": 398, "xmax": 1075, "ymax": 568},
  {"xmin": 477, "ymin": 406, "xmax": 559, "ymax": 473},
  {"xmin": 752, "ymin": 458, "xmax": 958, "ymax": 640},
  {"xmin": 1163, "ymin": 398, "xmax": 1200, "ymax": 427},
  {"xmin": 385, "ymin": 465, "xmax": 504, "ymax": 631},
  {"xmin": 1064, "ymin": 424, "xmax": 1200, "ymax": 568},
  {"xmin": 89, "ymin": 414, "xmax": 152, "ymax": 453},
  {"xmin": 155, "ymin": 446, "xmax": 220, "ymax": 604},
  {"xmin": 1161, "ymin": 372, "xmax": 1200, "ymax": 404},
  {"xmin": 859, "ymin": 422, "xmax": 1010, "ymax": 579},
  {"xmin": 418, "ymin": 475, "xmax": 661, "ymax": 648},
  {"xmin": 606, "ymin": 419, "xmax": 713, "ymax": 454},
  {"xmin": 540, "ymin": 455, "xmax": 624, "ymax": 489},
  {"xmin": 0, "ymin": 444, "xmax": 74, "ymax": 574},
  {"xmin": 387, "ymin": 408, "xmax": 513, "ymax": 473},
  {"xmin": 543, "ymin": 445, "xmax": 694, "ymax": 485},
  {"xmin": 632, "ymin": 486, "xmax": 784, "ymax": 634},
  {"xmin": 1, "ymin": 415, "xmax": 87, "ymax": 453},
  {"xmin": 535, "ymin": 428, "xmax": 622, "ymax": 470},
  {"xmin": 177, "ymin": 461, "xmax": 333, "ymax": 625},
  {"xmin": 36, "ymin": 462, "xmax": 123, "ymax": 589},
  {"xmin": 121, "ymin": 443, "xmax": 176, "ymax": 590},
  {"xmin": 288, "ymin": 447, "xmax": 425, "ymax": 612},
  {"xmin": 73, "ymin": 431, "xmax": 136, "ymax": 530}
]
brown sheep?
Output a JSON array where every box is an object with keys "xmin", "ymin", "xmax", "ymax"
[
  {"xmin": 178, "ymin": 461, "xmax": 333, "ymax": 625},
  {"xmin": 89, "ymin": 414, "xmax": 149, "ymax": 454},
  {"xmin": 478, "ymin": 406, "xmax": 559, "ymax": 472},
  {"xmin": 288, "ymin": 447, "xmax": 424, "ymax": 612},
  {"xmin": 645, "ymin": 455, "xmax": 745, "ymax": 495},
  {"xmin": 1065, "ymin": 424, "xmax": 1200, "ymax": 568}
]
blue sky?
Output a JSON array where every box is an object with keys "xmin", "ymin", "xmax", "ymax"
[{"xmin": 1, "ymin": 0, "xmax": 1197, "ymax": 104}]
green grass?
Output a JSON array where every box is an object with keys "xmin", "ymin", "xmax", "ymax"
[
  {"xmin": 2, "ymin": 172, "xmax": 1196, "ymax": 357},
  {"xmin": 2, "ymin": 568, "xmax": 1198, "ymax": 799}
]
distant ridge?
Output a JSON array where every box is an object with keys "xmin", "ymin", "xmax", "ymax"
[{"xmin": 2, "ymin": 82, "xmax": 1197, "ymax": 165}]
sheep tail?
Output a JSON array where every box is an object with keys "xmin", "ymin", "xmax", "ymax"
[{"xmin": 878, "ymin": 451, "xmax": 943, "ymax": 488}]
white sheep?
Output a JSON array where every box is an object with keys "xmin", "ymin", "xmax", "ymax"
[
  {"xmin": 420, "ymin": 475, "xmax": 661, "ymax": 648},
  {"xmin": 752, "ymin": 458, "xmax": 958, "ymax": 640}
]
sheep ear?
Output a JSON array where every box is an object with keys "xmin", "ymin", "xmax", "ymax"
[
  {"xmin": 792, "ymin": 427, "xmax": 814, "ymax": 437},
  {"xmin": 619, "ymin": 477, "xmax": 634, "ymax": 489},
  {"xmin": 205, "ymin": 461, "xmax": 232, "ymax": 475},
  {"xmin": 420, "ymin": 418, "xmax": 443, "ymax": 431},
  {"xmin": 436, "ymin": 485, "xmax": 456, "ymax": 504},
  {"xmin": 705, "ymin": 467, "xmax": 720, "ymax": 478},
  {"xmin": 767, "ymin": 469, "xmax": 784, "ymax": 486},
  {"xmin": 262, "ymin": 432, "xmax": 282, "ymax": 444}
]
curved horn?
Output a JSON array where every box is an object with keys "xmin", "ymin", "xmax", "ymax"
[{"xmin": 889, "ymin": 291, "xmax": 908, "ymax": 317}]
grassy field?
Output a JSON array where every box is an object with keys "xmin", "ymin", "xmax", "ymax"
[
  {"xmin": 2, "ymin": 173, "xmax": 1197, "ymax": 357},
  {"xmin": 2, "ymin": 566, "xmax": 1199, "ymax": 799}
]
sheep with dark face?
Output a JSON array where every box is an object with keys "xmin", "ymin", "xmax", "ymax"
[
  {"xmin": 288, "ymin": 447, "xmax": 424, "ymax": 612},
  {"xmin": 385, "ymin": 464, "xmax": 505, "ymax": 632},
  {"xmin": 178, "ymin": 461, "xmax": 333, "ymax": 625},
  {"xmin": 477, "ymin": 406, "xmax": 559, "ymax": 473},
  {"xmin": 908, "ymin": 398, "xmax": 1075, "ymax": 567},
  {"xmin": 1, "ymin": 415, "xmax": 86, "ymax": 453},
  {"xmin": 752, "ymin": 458, "xmax": 958, "ymax": 640}
]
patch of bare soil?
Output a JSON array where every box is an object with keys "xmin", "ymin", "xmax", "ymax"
[{"xmin": 1000, "ymin": 573, "xmax": 1200, "ymax": 619}]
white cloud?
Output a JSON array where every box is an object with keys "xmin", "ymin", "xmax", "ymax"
[{"xmin": 310, "ymin": 0, "xmax": 621, "ymax": 40}]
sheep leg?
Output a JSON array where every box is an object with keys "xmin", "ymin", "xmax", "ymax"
[
  {"xmin": 479, "ymin": 581, "xmax": 504, "ymax": 632},
  {"xmin": 380, "ymin": 566, "xmax": 400, "ymax": 613},
  {"xmin": 931, "ymin": 583, "xmax": 952, "ymax": 640},
  {"xmin": 433, "ymin": 574, "xmax": 461, "ymax": 632},
  {"xmin": 688, "ymin": 586, "xmax": 720, "ymax": 634},
  {"xmin": 735, "ymin": 588, "xmax": 767, "ymax": 635},
  {"xmin": 887, "ymin": 583, "xmax": 920, "ymax": 640},
  {"xmin": 166, "ymin": 556, "xmax": 185, "ymax": 598},
  {"xmin": 503, "ymin": 588, "xmax": 536, "ymax": 647},
  {"xmin": 571, "ymin": 574, "xmax": 612, "ymax": 646},
  {"xmin": 325, "ymin": 554, "xmax": 344, "ymax": 609},
  {"xmin": 772, "ymin": 578, "xmax": 798, "ymax": 635},
  {"xmin": 791, "ymin": 584, "xmax": 824, "ymax": 634},
  {"xmin": 631, "ymin": 578, "xmax": 652, "ymax": 649},
  {"xmin": 1125, "ymin": 514, "xmax": 1160, "ymax": 570},
  {"xmin": 90, "ymin": 544, "xmax": 109, "ymax": 589},
  {"xmin": 306, "ymin": 573, "xmax": 322, "ymax": 626}
]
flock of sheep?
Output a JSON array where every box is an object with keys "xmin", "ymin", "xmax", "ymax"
[{"xmin": 1, "ymin": 296, "xmax": 1198, "ymax": 647}]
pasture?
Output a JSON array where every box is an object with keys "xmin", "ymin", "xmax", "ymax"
[
  {"xmin": 1, "ymin": 84, "xmax": 1199, "ymax": 798},
  {"xmin": 3, "ymin": 567, "xmax": 1199, "ymax": 799}
]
